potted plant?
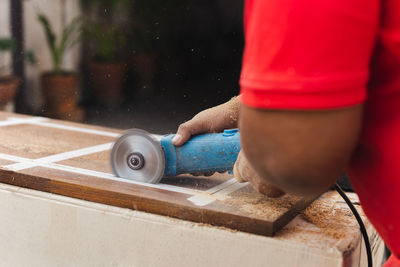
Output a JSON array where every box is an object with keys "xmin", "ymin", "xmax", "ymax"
[
  {"xmin": 128, "ymin": 0, "xmax": 167, "ymax": 98},
  {"xmin": 86, "ymin": 25, "xmax": 128, "ymax": 107},
  {"xmin": 128, "ymin": 0, "xmax": 190, "ymax": 98},
  {"xmin": 0, "ymin": 38, "xmax": 35, "ymax": 111},
  {"xmin": 129, "ymin": 29, "xmax": 158, "ymax": 99},
  {"xmin": 37, "ymin": 13, "xmax": 83, "ymax": 121},
  {"xmin": 84, "ymin": 0, "xmax": 130, "ymax": 107}
]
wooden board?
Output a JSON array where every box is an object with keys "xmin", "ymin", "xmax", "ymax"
[{"xmin": 0, "ymin": 112, "xmax": 315, "ymax": 236}]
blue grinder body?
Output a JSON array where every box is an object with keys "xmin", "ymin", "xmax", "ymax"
[{"xmin": 160, "ymin": 129, "xmax": 241, "ymax": 176}]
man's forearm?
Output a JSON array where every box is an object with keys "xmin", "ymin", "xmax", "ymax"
[{"xmin": 239, "ymin": 104, "xmax": 363, "ymax": 196}]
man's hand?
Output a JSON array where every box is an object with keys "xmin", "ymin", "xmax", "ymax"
[
  {"xmin": 172, "ymin": 96, "xmax": 286, "ymax": 197},
  {"xmin": 172, "ymin": 96, "xmax": 240, "ymax": 146},
  {"xmin": 234, "ymin": 151, "xmax": 285, "ymax": 198}
]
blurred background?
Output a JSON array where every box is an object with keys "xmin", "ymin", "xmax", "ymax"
[{"xmin": 0, "ymin": 0, "xmax": 244, "ymax": 133}]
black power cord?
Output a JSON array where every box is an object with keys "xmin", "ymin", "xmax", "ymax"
[{"xmin": 334, "ymin": 183, "xmax": 372, "ymax": 267}]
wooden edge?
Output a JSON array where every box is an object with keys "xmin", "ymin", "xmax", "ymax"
[
  {"xmin": 0, "ymin": 168, "xmax": 275, "ymax": 236},
  {"xmin": 272, "ymin": 195, "xmax": 319, "ymax": 235},
  {"xmin": 0, "ymin": 111, "xmax": 122, "ymax": 134}
]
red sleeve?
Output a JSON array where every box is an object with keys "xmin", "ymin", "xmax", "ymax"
[
  {"xmin": 383, "ymin": 255, "xmax": 400, "ymax": 267},
  {"xmin": 240, "ymin": 0, "xmax": 379, "ymax": 110}
]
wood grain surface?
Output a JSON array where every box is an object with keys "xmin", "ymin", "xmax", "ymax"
[{"xmin": 0, "ymin": 112, "xmax": 315, "ymax": 236}]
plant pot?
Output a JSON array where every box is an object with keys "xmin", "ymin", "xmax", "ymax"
[
  {"xmin": 0, "ymin": 76, "xmax": 20, "ymax": 109},
  {"xmin": 41, "ymin": 72, "xmax": 82, "ymax": 121},
  {"xmin": 130, "ymin": 53, "xmax": 157, "ymax": 98},
  {"xmin": 44, "ymin": 106, "xmax": 85, "ymax": 122},
  {"xmin": 87, "ymin": 60, "xmax": 127, "ymax": 107}
]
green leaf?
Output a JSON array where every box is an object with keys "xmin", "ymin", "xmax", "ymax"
[
  {"xmin": 37, "ymin": 13, "xmax": 58, "ymax": 70},
  {"xmin": 37, "ymin": 13, "xmax": 82, "ymax": 73},
  {"xmin": 24, "ymin": 50, "xmax": 36, "ymax": 65},
  {"xmin": 0, "ymin": 38, "xmax": 16, "ymax": 52},
  {"xmin": 61, "ymin": 16, "xmax": 82, "ymax": 51},
  {"xmin": 84, "ymin": 23, "xmax": 123, "ymax": 62},
  {"xmin": 37, "ymin": 14, "xmax": 56, "ymax": 52}
]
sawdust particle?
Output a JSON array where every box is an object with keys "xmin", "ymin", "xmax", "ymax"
[
  {"xmin": 300, "ymin": 192, "xmax": 361, "ymax": 240},
  {"xmin": 225, "ymin": 188, "xmax": 301, "ymax": 220}
]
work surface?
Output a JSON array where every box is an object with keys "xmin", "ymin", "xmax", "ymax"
[
  {"xmin": 0, "ymin": 112, "xmax": 316, "ymax": 236},
  {"xmin": 0, "ymin": 112, "xmax": 385, "ymax": 266}
]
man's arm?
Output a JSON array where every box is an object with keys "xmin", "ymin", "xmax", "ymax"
[
  {"xmin": 239, "ymin": 104, "xmax": 363, "ymax": 196},
  {"xmin": 237, "ymin": 0, "xmax": 376, "ymax": 196}
]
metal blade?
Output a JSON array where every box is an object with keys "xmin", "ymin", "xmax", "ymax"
[{"xmin": 111, "ymin": 129, "xmax": 165, "ymax": 184}]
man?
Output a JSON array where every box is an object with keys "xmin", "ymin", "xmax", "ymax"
[{"xmin": 172, "ymin": 0, "xmax": 400, "ymax": 265}]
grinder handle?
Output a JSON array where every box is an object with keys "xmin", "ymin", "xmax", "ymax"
[{"xmin": 161, "ymin": 129, "xmax": 241, "ymax": 177}]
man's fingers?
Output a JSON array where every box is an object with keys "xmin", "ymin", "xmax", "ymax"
[
  {"xmin": 172, "ymin": 123, "xmax": 193, "ymax": 146},
  {"xmin": 257, "ymin": 183, "xmax": 285, "ymax": 198},
  {"xmin": 234, "ymin": 151, "xmax": 285, "ymax": 197},
  {"xmin": 233, "ymin": 154, "xmax": 247, "ymax": 183},
  {"xmin": 172, "ymin": 97, "xmax": 240, "ymax": 147},
  {"xmin": 173, "ymin": 117, "xmax": 209, "ymax": 146}
]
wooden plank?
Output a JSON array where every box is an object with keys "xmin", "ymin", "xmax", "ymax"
[
  {"xmin": 58, "ymin": 151, "xmax": 113, "ymax": 173},
  {"xmin": 0, "ymin": 124, "xmax": 114, "ymax": 159},
  {"xmin": 0, "ymin": 111, "xmax": 316, "ymax": 236}
]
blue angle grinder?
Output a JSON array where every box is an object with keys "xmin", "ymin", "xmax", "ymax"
[{"xmin": 111, "ymin": 128, "xmax": 241, "ymax": 183}]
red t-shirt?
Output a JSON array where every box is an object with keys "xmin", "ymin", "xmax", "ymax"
[{"xmin": 240, "ymin": 0, "xmax": 400, "ymax": 262}]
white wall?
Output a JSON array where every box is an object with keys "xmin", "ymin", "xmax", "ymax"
[
  {"xmin": 0, "ymin": 0, "xmax": 81, "ymax": 111},
  {"xmin": 0, "ymin": 0, "xmax": 10, "ymax": 36},
  {"xmin": 0, "ymin": 0, "xmax": 11, "ymax": 76}
]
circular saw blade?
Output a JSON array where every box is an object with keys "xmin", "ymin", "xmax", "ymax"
[{"xmin": 111, "ymin": 129, "xmax": 165, "ymax": 184}]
